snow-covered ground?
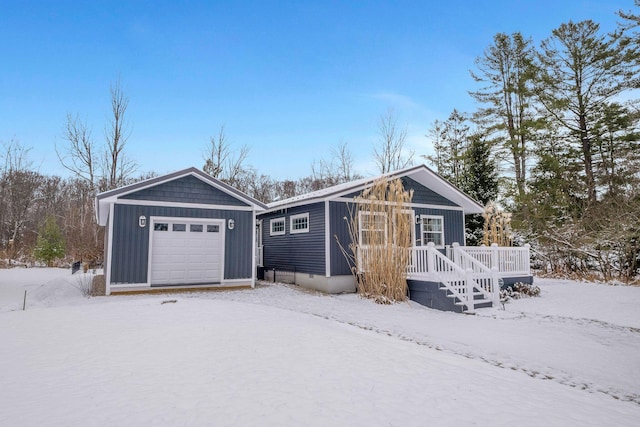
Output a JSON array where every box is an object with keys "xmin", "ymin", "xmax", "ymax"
[{"xmin": 1, "ymin": 269, "xmax": 639, "ymax": 426}]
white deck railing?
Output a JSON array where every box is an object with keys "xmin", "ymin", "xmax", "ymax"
[
  {"xmin": 448, "ymin": 243, "xmax": 530, "ymax": 277},
  {"xmin": 448, "ymin": 244, "xmax": 500, "ymax": 304}
]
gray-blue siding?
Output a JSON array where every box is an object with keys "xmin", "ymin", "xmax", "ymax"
[
  {"xmin": 121, "ymin": 175, "xmax": 249, "ymax": 207},
  {"xmin": 260, "ymin": 202, "xmax": 325, "ymax": 275},
  {"xmin": 260, "ymin": 178, "xmax": 469, "ymax": 278},
  {"xmin": 329, "ymin": 201, "xmax": 353, "ymax": 276},
  {"xmin": 402, "ymin": 176, "xmax": 458, "ymax": 206},
  {"xmin": 110, "ymin": 204, "xmax": 253, "ymax": 283},
  {"xmin": 341, "ymin": 177, "xmax": 457, "ymax": 207}
]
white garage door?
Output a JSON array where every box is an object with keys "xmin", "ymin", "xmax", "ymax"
[{"xmin": 150, "ymin": 218, "xmax": 225, "ymax": 286}]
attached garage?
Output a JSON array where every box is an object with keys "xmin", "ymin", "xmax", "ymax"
[{"xmin": 95, "ymin": 168, "xmax": 267, "ymax": 295}]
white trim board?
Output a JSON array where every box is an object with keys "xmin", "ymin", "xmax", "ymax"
[
  {"xmin": 105, "ymin": 202, "xmax": 115, "ymax": 296},
  {"xmin": 331, "ymin": 197, "xmax": 465, "ymax": 211},
  {"xmin": 324, "ymin": 201, "xmax": 331, "ymax": 278}
]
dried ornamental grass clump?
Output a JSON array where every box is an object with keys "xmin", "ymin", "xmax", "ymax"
[
  {"xmin": 338, "ymin": 178, "xmax": 413, "ymax": 304},
  {"xmin": 482, "ymin": 201, "xmax": 513, "ymax": 246}
]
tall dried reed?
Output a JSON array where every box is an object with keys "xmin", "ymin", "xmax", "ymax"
[
  {"xmin": 337, "ymin": 178, "xmax": 413, "ymax": 303},
  {"xmin": 482, "ymin": 201, "xmax": 512, "ymax": 246}
]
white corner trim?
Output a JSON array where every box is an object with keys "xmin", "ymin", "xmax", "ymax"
[
  {"xmin": 105, "ymin": 202, "xmax": 115, "ymax": 295},
  {"xmin": 325, "ymin": 201, "xmax": 331, "ymax": 277},
  {"xmin": 251, "ymin": 210, "xmax": 256, "ymax": 288}
]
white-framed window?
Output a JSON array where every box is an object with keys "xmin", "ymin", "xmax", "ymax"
[
  {"xmin": 420, "ymin": 215, "xmax": 444, "ymax": 248},
  {"xmin": 290, "ymin": 212, "xmax": 309, "ymax": 234},
  {"xmin": 358, "ymin": 211, "xmax": 387, "ymax": 246},
  {"xmin": 270, "ymin": 217, "xmax": 286, "ymax": 236},
  {"xmin": 393, "ymin": 209, "xmax": 415, "ymax": 246}
]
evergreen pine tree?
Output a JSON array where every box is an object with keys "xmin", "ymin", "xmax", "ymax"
[
  {"xmin": 34, "ymin": 216, "xmax": 66, "ymax": 267},
  {"xmin": 535, "ymin": 20, "xmax": 638, "ymax": 204},
  {"xmin": 462, "ymin": 134, "xmax": 499, "ymax": 246},
  {"xmin": 470, "ymin": 32, "xmax": 537, "ymax": 207}
]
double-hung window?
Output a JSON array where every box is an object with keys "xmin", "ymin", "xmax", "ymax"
[
  {"xmin": 392, "ymin": 209, "xmax": 415, "ymax": 246},
  {"xmin": 290, "ymin": 213, "xmax": 309, "ymax": 234},
  {"xmin": 420, "ymin": 215, "xmax": 444, "ymax": 248},
  {"xmin": 358, "ymin": 212, "xmax": 387, "ymax": 246},
  {"xmin": 270, "ymin": 217, "xmax": 285, "ymax": 236}
]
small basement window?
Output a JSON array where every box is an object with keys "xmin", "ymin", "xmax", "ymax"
[
  {"xmin": 290, "ymin": 213, "xmax": 309, "ymax": 234},
  {"xmin": 270, "ymin": 217, "xmax": 285, "ymax": 236},
  {"xmin": 173, "ymin": 223, "xmax": 186, "ymax": 232},
  {"xmin": 190, "ymin": 224, "xmax": 203, "ymax": 232},
  {"xmin": 207, "ymin": 224, "xmax": 220, "ymax": 233},
  {"xmin": 154, "ymin": 223, "xmax": 168, "ymax": 231}
]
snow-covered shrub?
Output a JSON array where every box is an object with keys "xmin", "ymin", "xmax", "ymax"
[{"xmin": 500, "ymin": 282, "xmax": 541, "ymax": 302}]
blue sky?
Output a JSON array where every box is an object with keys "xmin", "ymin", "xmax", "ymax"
[{"xmin": 0, "ymin": 0, "xmax": 629, "ymax": 180}]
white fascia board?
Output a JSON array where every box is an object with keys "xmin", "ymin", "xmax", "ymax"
[
  {"xmin": 111, "ymin": 198, "xmax": 255, "ymax": 211},
  {"xmin": 332, "ymin": 197, "xmax": 465, "ymax": 211},
  {"xmin": 98, "ymin": 196, "xmax": 256, "ymax": 226},
  {"xmin": 97, "ymin": 197, "xmax": 115, "ymax": 226}
]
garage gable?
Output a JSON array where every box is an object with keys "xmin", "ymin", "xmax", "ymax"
[
  {"xmin": 121, "ymin": 174, "xmax": 248, "ymax": 206},
  {"xmin": 96, "ymin": 167, "xmax": 267, "ymax": 226}
]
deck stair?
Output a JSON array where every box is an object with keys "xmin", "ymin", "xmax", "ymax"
[{"xmin": 408, "ymin": 242, "xmax": 500, "ymax": 313}]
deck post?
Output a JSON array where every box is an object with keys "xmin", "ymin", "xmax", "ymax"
[
  {"xmin": 490, "ymin": 266, "xmax": 500, "ymax": 305},
  {"xmin": 491, "ymin": 243, "xmax": 499, "ymax": 270},
  {"xmin": 451, "ymin": 242, "xmax": 460, "ymax": 267},
  {"xmin": 465, "ymin": 268, "xmax": 475, "ymax": 314},
  {"xmin": 524, "ymin": 243, "xmax": 531, "ymax": 273},
  {"xmin": 426, "ymin": 242, "xmax": 435, "ymax": 273}
]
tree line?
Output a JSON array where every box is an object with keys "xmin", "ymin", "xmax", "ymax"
[
  {"xmin": 1, "ymin": 3, "xmax": 638, "ymax": 282},
  {"xmin": 424, "ymin": 5, "xmax": 640, "ymax": 281}
]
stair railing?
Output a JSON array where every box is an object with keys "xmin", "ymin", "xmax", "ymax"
[
  {"xmin": 410, "ymin": 243, "xmax": 477, "ymax": 313},
  {"xmin": 450, "ymin": 243, "xmax": 500, "ymax": 305}
]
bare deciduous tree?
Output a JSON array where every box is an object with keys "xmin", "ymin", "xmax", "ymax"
[
  {"xmin": 373, "ymin": 109, "xmax": 414, "ymax": 174},
  {"xmin": 57, "ymin": 113, "xmax": 96, "ymax": 190},
  {"xmin": 311, "ymin": 140, "xmax": 362, "ymax": 188},
  {"xmin": 0, "ymin": 139, "xmax": 42, "ymax": 257},
  {"xmin": 103, "ymin": 78, "xmax": 136, "ymax": 191},
  {"xmin": 202, "ymin": 125, "xmax": 250, "ymax": 189}
]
